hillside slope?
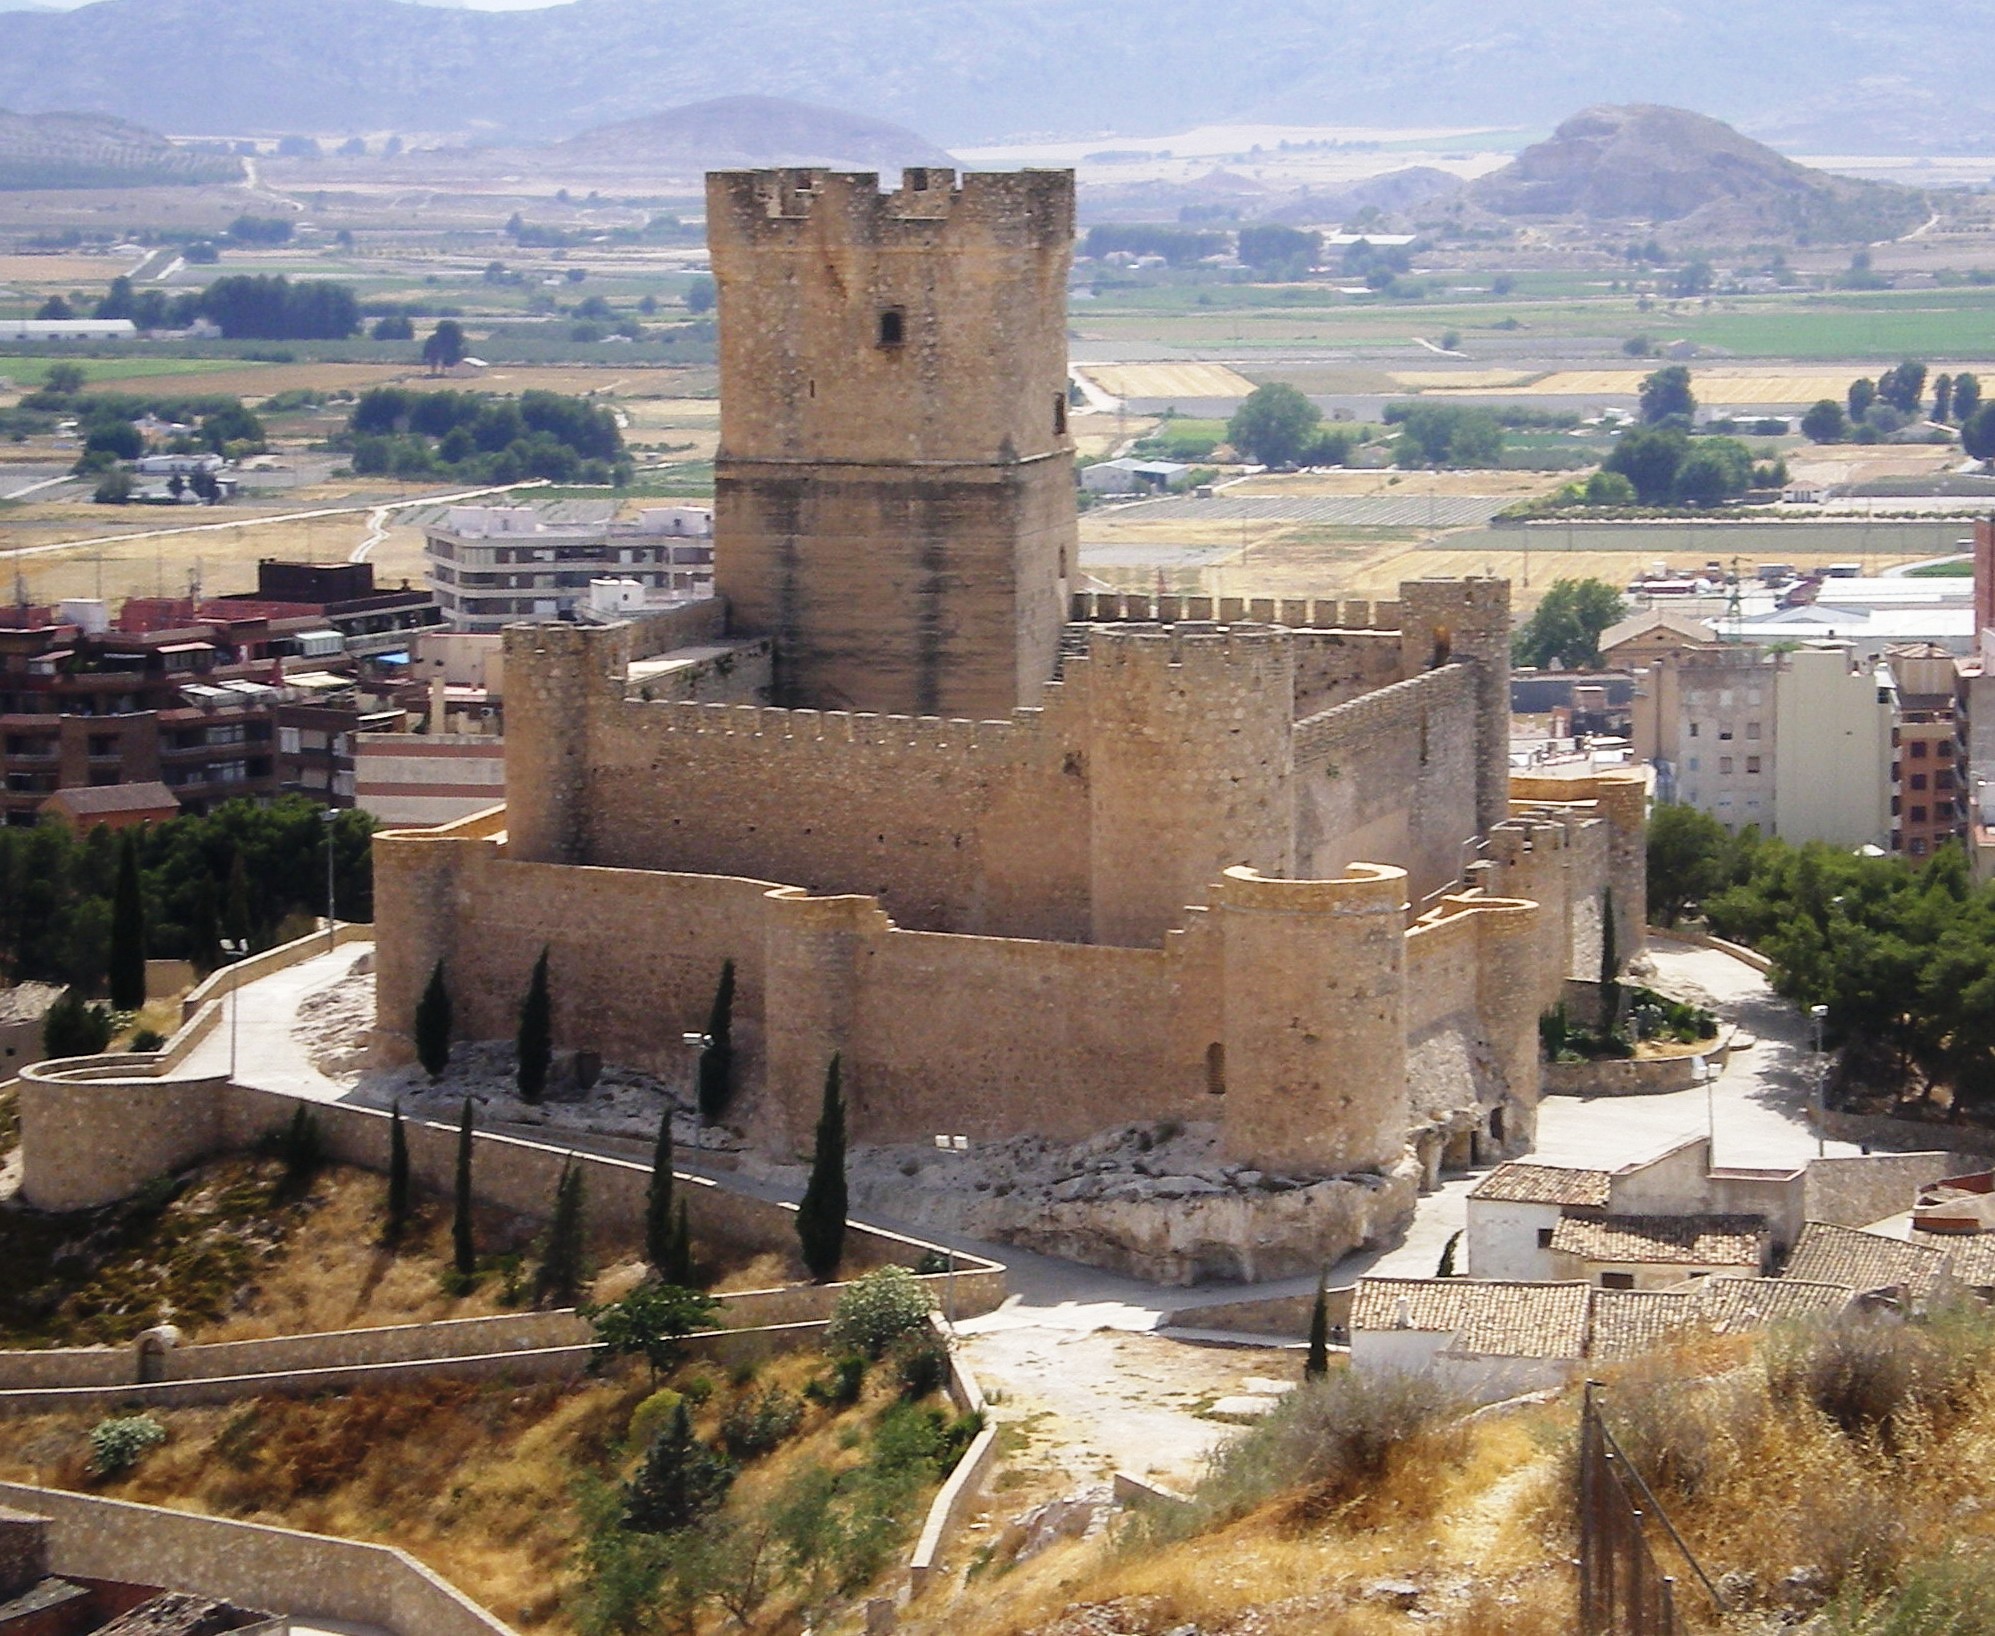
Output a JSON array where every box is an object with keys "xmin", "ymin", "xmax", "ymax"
[
  {"xmin": 555, "ymin": 95, "xmax": 952, "ymax": 176},
  {"xmin": 0, "ymin": 0, "xmax": 1993, "ymax": 151},
  {"xmin": 0, "ymin": 107, "xmax": 238, "ymax": 189},
  {"xmin": 1471, "ymin": 104, "xmax": 1928, "ymax": 243}
]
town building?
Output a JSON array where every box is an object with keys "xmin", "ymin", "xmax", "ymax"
[
  {"xmin": 372, "ymin": 167, "xmax": 1642, "ymax": 1264},
  {"xmin": 1883, "ymin": 642, "xmax": 1964, "ymax": 859},
  {"xmin": 424, "ymin": 504, "xmax": 714, "ymax": 631}
]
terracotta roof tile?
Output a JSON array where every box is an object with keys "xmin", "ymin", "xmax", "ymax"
[
  {"xmin": 1912, "ymin": 1230, "xmax": 1995, "ymax": 1287},
  {"xmin": 1550, "ymin": 1214, "xmax": 1766, "ymax": 1269},
  {"xmin": 1783, "ymin": 1221, "xmax": 1946, "ymax": 1298},
  {"xmin": 1469, "ymin": 1162, "xmax": 1612, "ymax": 1208},
  {"xmin": 1586, "ymin": 1289, "xmax": 1695, "ymax": 1362},
  {"xmin": 1691, "ymin": 1276, "xmax": 1852, "ymax": 1332},
  {"xmin": 1351, "ymin": 1277, "xmax": 1591, "ymax": 1360}
]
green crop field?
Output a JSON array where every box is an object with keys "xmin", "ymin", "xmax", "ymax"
[{"xmin": 0, "ymin": 355, "xmax": 267, "ymax": 388}]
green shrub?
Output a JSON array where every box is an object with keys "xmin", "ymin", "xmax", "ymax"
[
  {"xmin": 805, "ymin": 1354, "xmax": 866, "ymax": 1408},
  {"xmin": 719, "ymin": 1384, "xmax": 805, "ymax": 1461},
  {"xmin": 627, "ymin": 1388, "xmax": 682, "ymax": 1449},
  {"xmin": 89, "ymin": 1413, "xmax": 167, "ymax": 1475},
  {"xmin": 889, "ymin": 1327, "xmax": 950, "ymax": 1400},
  {"xmin": 826, "ymin": 1265, "xmax": 932, "ymax": 1359},
  {"xmin": 128, "ymin": 1028, "xmax": 167, "ymax": 1053},
  {"xmin": 1769, "ymin": 1317, "xmax": 1951, "ymax": 1447},
  {"xmin": 42, "ymin": 991, "xmax": 113, "ymax": 1058}
]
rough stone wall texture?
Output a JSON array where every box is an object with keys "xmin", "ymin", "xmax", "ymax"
[
  {"xmin": 0, "ymin": 1508, "xmax": 49, "ymax": 1600},
  {"xmin": 1217, "ymin": 866, "xmax": 1408, "ymax": 1172},
  {"xmin": 1294, "ymin": 665, "xmax": 1480, "ymax": 903},
  {"xmin": 1399, "ymin": 579, "xmax": 1512, "ymax": 836},
  {"xmin": 1805, "ymin": 1152, "xmax": 1964, "ymax": 1232},
  {"xmin": 709, "ymin": 169, "xmax": 1076, "ymax": 718},
  {"xmin": 1510, "ymin": 771, "xmax": 1649, "ymax": 963},
  {"xmin": 0, "ymin": 1483, "xmax": 514, "ymax": 1636},
  {"xmin": 1084, "ymin": 625, "xmax": 1296, "ymax": 947}
]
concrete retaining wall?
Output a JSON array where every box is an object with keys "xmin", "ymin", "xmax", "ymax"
[
  {"xmin": 0, "ymin": 1482, "xmax": 515, "ymax": 1636},
  {"xmin": 907, "ymin": 1319, "xmax": 995, "ymax": 1595}
]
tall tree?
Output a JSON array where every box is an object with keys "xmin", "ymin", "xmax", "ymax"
[
  {"xmin": 668, "ymin": 1199, "xmax": 694, "ymax": 1287},
  {"xmin": 1638, "ymin": 365, "xmax": 1696, "ymax": 425},
  {"xmin": 1600, "ymin": 894, "xmax": 1620, "ymax": 1025},
  {"xmin": 537, "ymin": 1157, "xmax": 587, "ymax": 1304},
  {"xmin": 697, "ymin": 959, "xmax": 736, "ymax": 1123},
  {"xmin": 622, "ymin": 1399, "xmax": 734, "ymax": 1534},
  {"xmin": 422, "ymin": 318, "xmax": 467, "ymax": 374},
  {"xmin": 452, "ymin": 1095, "xmax": 476, "ymax": 1278},
  {"xmin": 796, "ymin": 1054, "xmax": 848, "ymax": 1282},
  {"xmin": 107, "ymin": 828, "xmax": 147, "ymax": 1012},
  {"xmin": 1933, "ymin": 373, "xmax": 1955, "ymax": 424},
  {"xmin": 1511, "ymin": 577, "xmax": 1627, "ymax": 670},
  {"xmin": 387, "ymin": 1100, "xmax": 411, "ymax": 1246},
  {"xmin": 1955, "ymin": 373, "xmax": 1983, "ymax": 427},
  {"xmin": 1226, "ymin": 382, "xmax": 1323, "ymax": 466},
  {"xmin": 1848, "ymin": 377, "xmax": 1877, "ymax": 422},
  {"xmin": 415, "ymin": 959, "xmax": 452, "ymax": 1079},
  {"xmin": 1304, "ymin": 1277, "xmax": 1330, "ymax": 1380},
  {"xmin": 1966, "ymin": 403, "xmax": 1995, "ymax": 466},
  {"xmin": 646, "ymin": 1102, "xmax": 676, "ymax": 1274},
  {"xmin": 517, "ymin": 945, "xmax": 552, "ymax": 1104}
]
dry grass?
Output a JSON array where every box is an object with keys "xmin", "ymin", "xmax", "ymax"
[
  {"xmin": 0, "ymin": 1346, "xmax": 953, "ymax": 1634},
  {"xmin": 912, "ymin": 1314, "xmax": 1995, "ymax": 1636}
]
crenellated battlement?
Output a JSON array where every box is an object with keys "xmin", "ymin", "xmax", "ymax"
[
  {"xmin": 1068, "ymin": 590, "xmax": 1400, "ymax": 632},
  {"xmin": 615, "ymin": 695, "xmax": 1039, "ymax": 756},
  {"xmin": 708, "ymin": 167, "xmax": 1075, "ymax": 248}
]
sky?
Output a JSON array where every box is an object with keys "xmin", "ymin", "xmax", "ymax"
[{"xmin": 2, "ymin": 0, "xmax": 582, "ymax": 8}]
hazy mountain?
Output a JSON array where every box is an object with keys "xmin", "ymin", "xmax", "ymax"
[
  {"xmin": 0, "ymin": 0, "xmax": 1990, "ymax": 152},
  {"xmin": 0, "ymin": 107, "xmax": 239, "ymax": 188},
  {"xmin": 556, "ymin": 96, "xmax": 951, "ymax": 175},
  {"xmin": 1471, "ymin": 106, "xmax": 1929, "ymax": 243}
]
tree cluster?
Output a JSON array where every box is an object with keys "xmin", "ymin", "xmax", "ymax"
[
  {"xmin": 345, "ymin": 386, "xmax": 629, "ymax": 486},
  {"xmin": 197, "ymin": 275, "xmax": 359, "ymax": 340},
  {"xmin": 1602, "ymin": 426, "xmax": 1755, "ymax": 506},
  {"xmin": 1649, "ymin": 806, "xmax": 1995, "ymax": 1118},
  {"xmin": 1080, "ymin": 224, "xmax": 1225, "ymax": 265},
  {"xmin": 0, "ymin": 797, "xmax": 373, "ymax": 994},
  {"xmin": 1385, "ymin": 402, "xmax": 1504, "ymax": 468},
  {"xmin": 1236, "ymin": 223, "xmax": 1321, "ymax": 278},
  {"xmin": 1803, "ymin": 361, "xmax": 1984, "ymax": 446},
  {"xmin": 1225, "ymin": 383, "xmax": 1352, "ymax": 467},
  {"xmin": 1511, "ymin": 577, "xmax": 1627, "ymax": 670}
]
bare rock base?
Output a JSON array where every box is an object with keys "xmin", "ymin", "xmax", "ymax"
[{"xmin": 843, "ymin": 1121, "xmax": 1420, "ymax": 1286}]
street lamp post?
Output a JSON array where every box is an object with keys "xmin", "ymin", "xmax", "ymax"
[
  {"xmin": 1811, "ymin": 1003, "xmax": 1830, "ymax": 1157},
  {"xmin": 682, "ymin": 1030, "xmax": 711, "ymax": 1156},
  {"xmin": 221, "ymin": 936, "xmax": 249, "ymax": 1082}
]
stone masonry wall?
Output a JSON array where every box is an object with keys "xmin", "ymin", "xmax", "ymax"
[{"xmin": 1293, "ymin": 665, "xmax": 1479, "ymax": 904}]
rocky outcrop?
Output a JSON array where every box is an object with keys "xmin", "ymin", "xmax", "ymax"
[{"xmin": 842, "ymin": 1121, "xmax": 1421, "ymax": 1286}]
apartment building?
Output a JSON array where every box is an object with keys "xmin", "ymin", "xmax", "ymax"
[
  {"xmin": 1885, "ymin": 644, "xmax": 1964, "ymax": 860},
  {"xmin": 424, "ymin": 505, "xmax": 714, "ymax": 631},
  {"xmin": 1633, "ymin": 644, "xmax": 1775, "ymax": 831}
]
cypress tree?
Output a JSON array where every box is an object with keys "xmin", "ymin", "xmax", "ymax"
[
  {"xmin": 386, "ymin": 1101, "xmax": 411, "ymax": 1246},
  {"xmin": 452, "ymin": 1095, "xmax": 476, "ymax": 1278},
  {"xmin": 536, "ymin": 1157, "xmax": 587, "ymax": 1304},
  {"xmin": 696, "ymin": 959, "xmax": 735, "ymax": 1123},
  {"xmin": 1305, "ymin": 1276, "xmax": 1330, "ymax": 1380},
  {"xmin": 188, "ymin": 869, "xmax": 221, "ymax": 977},
  {"xmin": 622, "ymin": 1399, "xmax": 734, "ymax": 1534},
  {"xmin": 108, "ymin": 829, "xmax": 147, "ymax": 1013},
  {"xmin": 1436, "ymin": 1228, "xmax": 1463, "ymax": 1279},
  {"xmin": 1600, "ymin": 895, "xmax": 1620, "ymax": 1027},
  {"xmin": 517, "ymin": 945, "xmax": 552, "ymax": 1104},
  {"xmin": 796, "ymin": 1053, "xmax": 848, "ymax": 1282},
  {"xmin": 645, "ymin": 1102, "xmax": 674, "ymax": 1273},
  {"xmin": 667, "ymin": 1198, "xmax": 694, "ymax": 1287},
  {"xmin": 415, "ymin": 959, "xmax": 452, "ymax": 1080}
]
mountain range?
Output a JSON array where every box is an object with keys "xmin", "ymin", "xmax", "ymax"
[
  {"xmin": 0, "ymin": 0, "xmax": 1990, "ymax": 151},
  {"xmin": 0, "ymin": 106, "xmax": 239, "ymax": 188}
]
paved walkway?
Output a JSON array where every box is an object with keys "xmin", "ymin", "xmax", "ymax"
[{"xmin": 177, "ymin": 943, "xmax": 372, "ymax": 1098}]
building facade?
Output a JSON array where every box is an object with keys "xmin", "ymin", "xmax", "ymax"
[{"xmin": 424, "ymin": 506, "xmax": 714, "ymax": 632}]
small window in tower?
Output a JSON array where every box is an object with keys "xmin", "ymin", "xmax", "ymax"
[
  {"xmin": 1205, "ymin": 1042, "xmax": 1226, "ymax": 1095},
  {"xmin": 878, "ymin": 308, "xmax": 905, "ymax": 347},
  {"xmin": 1053, "ymin": 394, "xmax": 1067, "ymax": 435}
]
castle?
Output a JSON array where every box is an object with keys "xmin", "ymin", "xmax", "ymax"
[{"xmin": 373, "ymin": 167, "xmax": 1644, "ymax": 1196}]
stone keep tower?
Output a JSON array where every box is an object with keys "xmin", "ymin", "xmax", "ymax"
[{"xmin": 708, "ymin": 167, "xmax": 1078, "ymax": 719}]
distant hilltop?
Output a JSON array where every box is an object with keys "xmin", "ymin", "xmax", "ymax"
[
  {"xmin": 1, "ymin": 0, "xmax": 1994, "ymax": 152},
  {"xmin": 555, "ymin": 96, "xmax": 953, "ymax": 178},
  {"xmin": 1470, "ymin": 105, "xmax": 1929, "ymax": 244},
  {"xmin": 0, "ymin": 107, "xmax": 239, "ymax": 190}
]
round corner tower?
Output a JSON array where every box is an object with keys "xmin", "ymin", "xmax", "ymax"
[{"xmin": 707, "ymin": 167, "xmax": 1078, "ymax": 719}]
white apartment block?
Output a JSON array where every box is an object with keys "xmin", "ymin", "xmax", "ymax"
[{"xmin": 425, "ymin": 505, "xmax": 714, "ymax": 631}]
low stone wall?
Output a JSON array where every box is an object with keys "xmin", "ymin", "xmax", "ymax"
[
  {"xmin": 1822, "ymin": 1109, "xmax": 1995, "ymax": 1159},
  {"xmin": 1651, "ymin": 928, "xmax": 1773, "ymax": 974},
  {"xmin": 907, "ymin": 1319, "xmax": 995, "ymax": 1595},
  {"xmin": 178, "ymin": 924, "xmax": 374, "ymax": 1027},
  {"xmin": 0, "ymin": 1482, "xmax": 515, "ymax": 1636},
  {"xmin": 1542, "ymin": 1038, "xmax": 1730, "ymax": 1098},
  {"xmin": 1162, "ymin": 1284, "xmax": 1354, "ymax": 1339}
]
